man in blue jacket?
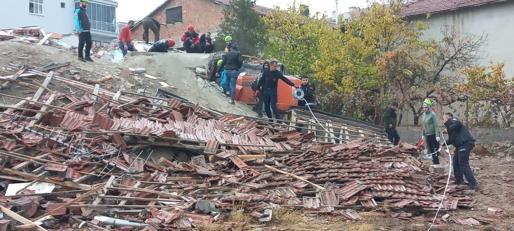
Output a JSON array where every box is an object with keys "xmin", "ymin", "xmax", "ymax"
[
  {"xmin": 443, "ymin": 112, "xmax": 479, "ymax": 191},
  {"xmin": 74, "ymin": 0, "xmax": 93, "ymax": 62}
]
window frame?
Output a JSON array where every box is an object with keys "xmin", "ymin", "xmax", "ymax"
[
  {"xmin": 29, "ymin": 0, "xmax": 44, "ymax": 15},
  {"xmin": 166, "ymin": 6, "xmax": 183, "ymax": 24}
]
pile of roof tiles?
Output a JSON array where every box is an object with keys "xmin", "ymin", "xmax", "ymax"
[
  {"xmin": 0, "ymin": 67, "xmax": 474, "ymax": 230},
  {"xmin": 273, "ymin": 140, "xmax": 475, "ymax": 212}
]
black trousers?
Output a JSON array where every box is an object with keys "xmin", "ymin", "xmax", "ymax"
[
  {"xmin": 262, "ymin": 89, "xmax": 279, "ymax": 119},
  {"xmin": 426, "ymin": 134, "xmax": 440, "ymax": 164},
  {"xmin": 385, "ymin": 127, "xmax": 400, "ymax": 145},
  {"xmin": 453, "ymin": 142, "xmax": 478, "ymax": 187},
  {"xmin": 143, "ymin": 26, "xmax": 159, "ymax": 44},
  {"xmin": 254, "ymin": 93, "xmax": 264, "ymax": 117},
  {"xmin": 78, "ymin": 32, "xmax": 92, "ymax": 59}
]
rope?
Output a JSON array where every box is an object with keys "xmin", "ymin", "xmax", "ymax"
[
  {"xmin": 294, "ymin": 89, "xmax": 452, "ymax": 230},
  {"xmin": 293, "ymin": 88, "xmax": 341, "ymax": 142},
  {"xmin": 427, "ymin": 132, "xmax": 452, "ymax": 231}
]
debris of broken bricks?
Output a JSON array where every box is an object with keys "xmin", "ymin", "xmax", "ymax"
[{"xmin": 0, "ymin": 49, "xmax": 477, "ymax": 230}]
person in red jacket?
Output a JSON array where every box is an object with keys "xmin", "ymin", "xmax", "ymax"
[
  {"xmin": 181, "ymin": 25, "xmax": 200, "ymax": 53},
  {"xmin": 119, "ymin": 20, "xmax": 137, "ymax": 57}
]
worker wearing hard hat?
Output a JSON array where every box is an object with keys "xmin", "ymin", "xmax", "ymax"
[
  {"xmin": 148, "ymin": 39, "xmax": 176, "ymax": 52},
  {"xmin": 224, "ymin": 35, "xmax": 238, "ymax": 50},
  {"xmin": 74, "ymin": 0, "xmax": 93, "ymax": 62},
  {"xmin": 422, "ymin": 98, "xmax": 441, "ymax": 165}
]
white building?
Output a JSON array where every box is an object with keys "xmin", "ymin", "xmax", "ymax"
[
  {"xmin": 402, "ymin": 0, "xmax": 514, "ymax": 79},
  {"xmin": 0, "ymin": 0, "xmax": 118, "ymax": 44}
]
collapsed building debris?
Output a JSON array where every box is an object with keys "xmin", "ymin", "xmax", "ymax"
[{"xmin": 0, "ymin": 54, "xmax": 477, "ymax": 230}]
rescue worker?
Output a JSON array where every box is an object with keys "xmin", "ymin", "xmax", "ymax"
[
  {"xmin": 443, "ymin": 112, "xmax": 479, "ymax": 191},
  {"xmin": 251, "ymin": 61, "xmax": 270, "ymax": 117},
  {"xmin": 148, "ymin": 39, "xmax": 175, "ymax": 52},
  {"xmin": 142, "ymin": 17, "xmax": 161, "ymax": 44},
  {"xmin": 383, "ymin": 102, "xmax": 400, "ymax": 145},
  {"xmin": 219, "ymin": 46, "xmax": 243, "ymax": 104},
  {"xmin": 181, "ymin": 25, "xmax": 200, "ymax": 53},
  {"xmin": 224, "ymin": 35, "xmax": 238, "ymax": 50},
  {"xmin": 257, "ymin": 60, "xmax": 297, "ymax": 120},
  {"xmin": 119, "ymin": 20, "xmax": 137, "ymax": 57},
  {"xmin": 200, "ymin": 32, "xmax": 214, "ymax": 53},
  {"xmin": 297, "ymin": 77, "xmax": 316, "ymax": 108},
  {"xmin": 74, "ymin": 0, "xmax": 93, "ymax": 62},
  {"xmin": 422, "ymin": 98, "xmax": 441, "ymax": 165}
]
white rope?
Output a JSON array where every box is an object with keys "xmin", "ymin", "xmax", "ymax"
[
  {"xmin": 427, "ymin": 132, "xmax": 452, "ymax": 231},
  {"xmin": 301, "ymin": 98, "xmax": 342, "ymax": 142}
]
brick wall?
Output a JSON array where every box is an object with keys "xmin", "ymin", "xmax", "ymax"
[{"xmin": 132, "ymin": 0, "xmax": 224, "ymax": 45}]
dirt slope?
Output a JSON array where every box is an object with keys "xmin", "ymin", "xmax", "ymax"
[{"xmin": 122, "ymin": 52, "xmax": 256, "ymax": 116}]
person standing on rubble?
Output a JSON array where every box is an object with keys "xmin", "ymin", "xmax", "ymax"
[
  {"xmin": 142, "ymin": 17, "xmax": 161, "ymax": 44},
  {"xmin": 148, "ymin": 39, "xmax": 175, "ymax": 52},
  {"xmin": 74, "ymin": 0, "xmax": 93, "ymax": 62},
  {"xmin": 383, "ymin": 102, "xmax": 400, "ymax": 145},
  {"xmin": 443, "ymin": 112, "xmax": 479, "ymax": 191},
  {"xmin": 422, "ymin": 98, "xmax": 441, "ymax": 165},
  {"xmin": 251, "ymin": 61, "xmax": 270, "ymax": 117},
  {"xmin": 119, "ymin": 20, "xmax": 137, "ymax": 57},
  {"xmin": 219, "ymin": 46, "xmax": 243, "ymax": 104},
  {"xmin": 257, "ymin": 60, "xmax": 297, "ymax": 120},
  {"xmin": 298, "ymin": 77, "xmax": 316, "ymax": 108}
]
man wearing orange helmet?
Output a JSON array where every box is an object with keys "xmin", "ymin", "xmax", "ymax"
[{"xmin": 148, "ymin": 39, "xmax": 176, "ymax": 52}]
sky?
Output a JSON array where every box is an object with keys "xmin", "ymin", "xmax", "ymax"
[{"xmin": 117, "ymin": 0, "xmax": 372, "ymax": 22}]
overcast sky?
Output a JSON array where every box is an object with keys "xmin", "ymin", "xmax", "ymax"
[{"xmin": 117, "ymin": 0, "xmax": 372, "ymax": 22}]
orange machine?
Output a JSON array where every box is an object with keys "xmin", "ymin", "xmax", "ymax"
[{"xmin": 235, "ymin": 73, "xmax": 301, "ymax": 112}]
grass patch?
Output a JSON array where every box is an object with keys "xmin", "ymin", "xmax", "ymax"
[{"xmin": 272, "ymin": 208, "xmax": 306, "ymax": 225}]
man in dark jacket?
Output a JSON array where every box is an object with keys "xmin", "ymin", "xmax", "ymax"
[
  {"xmin": 74, "ymin": 0, "xmax": 92, "ymax": 62},
  {"xmin": 298, "ymin": 77, "xmax": 316, "ymax": 108},
  {"xmin": 219, "ymin": 46, "xmax": 243, "ymax": 104},
  {"xmin": 251, "ymin": 61, "xmax": 270, "ymax": 117},
  {"xmin": 443, "ymin": 112, "xmax": 479, "ymax": 191},
  {"xmin": 383, "ymin": 102, "xmax": 400, "ymax": 145},
  {"xmin": 257, "ymin": 60, "xmax": 297, "ymax": 120},
  {"xmin": 200, "ymin": 32, "xmax": 214, "ymax": 53},
  {"xmin": 142, "ymin": 17, "xmax": 161, "ymax": 44},
  {"xmin": 148, "ymin": 39, "xmax": 175, "ymax": 52}
]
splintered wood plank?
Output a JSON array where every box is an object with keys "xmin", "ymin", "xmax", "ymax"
[
  {"xmin": 13, "ymin": 153, "xmax": 50, "ymax": 170},
  {"xmin": 118, "ymin": 181, "xmax": 142, "ymax": 206},
  {"xmin": 82, "ymin": 175, "xmax": 115, "ymax": 216},
  {"xmin": 327, "ymin": 121, "xmax": 335, "ymax": 143},
  {"xmin": 31, "ymin": 71, "xmax": 54, "ymax": 101},
  {"xmin": 0, "ymin": 206, "xmax": 47, "ymax": 231},
  {"xmin": 28, "ymin": 93, "xmax": 56, "ymax": 127},
  {"xmin": 289, "ymin": 110, "xmax": 297, "ymax": 131}
]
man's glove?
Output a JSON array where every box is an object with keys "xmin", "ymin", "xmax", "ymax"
[{"xmin": 436, "ymin": 137, "xmax": 441, "ymax": 142}]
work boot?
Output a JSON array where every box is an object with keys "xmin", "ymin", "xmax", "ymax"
[
  {"xmin": 78, "ymin": 56, "xmax": 85, "ymax": 62},
  {"xmin": 85, "ymin": 57, "xmax": 94, "ymax": 62},
  {"xmin": 467, "ymin": 184, "xmax": 479, "ymax": 191}
]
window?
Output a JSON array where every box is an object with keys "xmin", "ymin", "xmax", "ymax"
[
  {"xmin": 85, "ymin": 3, "xmax": 116, "ymax": 32},
  {"xmin": 166, "ymin": 7, "xmax": 183, "ymax": 24},
  {"xmin": 61, "ymin": 2, "xmax": 65, "ymax": 8},
  {"xmin": 29, "ymin": 0, "xmax": 43, "ymax": 15}
]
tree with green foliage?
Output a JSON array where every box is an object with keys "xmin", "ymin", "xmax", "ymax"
[
  {"xmin": 215, "ymin": 0, "xmax": 266, "ymax": 55},
  {"xmin": 262, "ymin": 0, "xmax": 487, "ymax": 125},
  {"xmin": 263, "ymin": 7, "xmax": 333, "ymax": 76}
]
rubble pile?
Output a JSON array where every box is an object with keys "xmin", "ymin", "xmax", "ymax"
[{"xmin": 0, "ymin": 65, "xmax": 475, "ymax": 230}]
